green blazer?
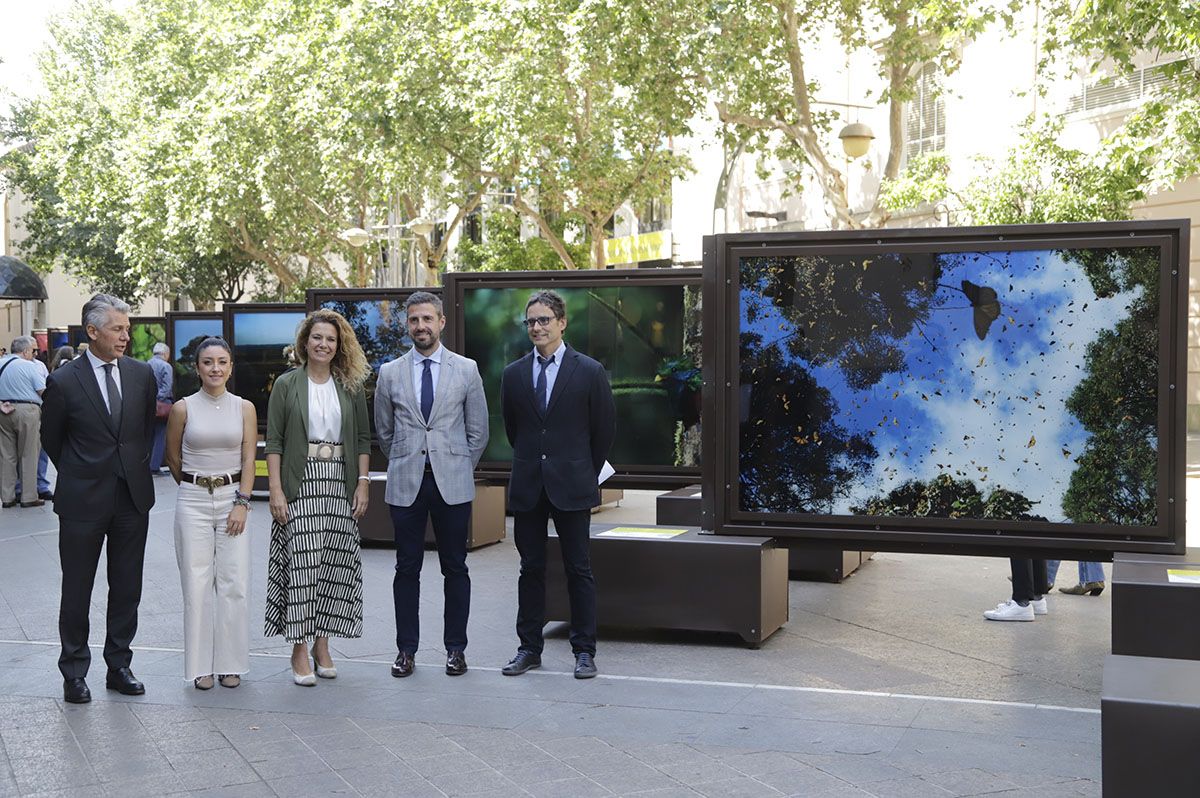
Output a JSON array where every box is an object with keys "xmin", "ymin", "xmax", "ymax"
[{"xmin": 264, "ymin": 366, "xmax": 371, "ymax": 502}]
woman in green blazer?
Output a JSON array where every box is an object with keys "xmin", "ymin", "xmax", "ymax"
[{"xmin": 264, "ymin": 309, "xmax": 371, "ymax": 686}]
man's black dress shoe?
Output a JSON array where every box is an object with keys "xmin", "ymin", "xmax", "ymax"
[
  {"xmin": 501, "ymin": 651, "xmax": 541, "ymax": 676},
  {"xmin": 391, "ymin": 651, "xmax": 415, "ymax": 678},
  {"xmin": 1, "ymin": 501, "xmax": 16, "ymax": 509},
  {"xmin": 574, "ymin": 652, "xmax": 597, "ymax": 679},
  {"xmin": 446, "ymin": 650, "xmax": 467, "ymax": 676},
  {"xmin": 105, "ymin": 667, "xmax": 145, "ymax": 695},
  {"xmin": 63, "ymin": 677, "xmax": 91, "ymax": 704},
  {"xmin": 39, "ymin": 491, "xmax": 54, "ymax": 501}
]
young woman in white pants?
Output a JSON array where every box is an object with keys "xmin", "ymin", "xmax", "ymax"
[{"xmin": 165, "ymin": 337, "xmax": 257, "ymax": 689}]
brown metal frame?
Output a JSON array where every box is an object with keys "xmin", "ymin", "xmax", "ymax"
[
  {"xmin": 165, "ymin": 311, "xmax": 224, "ymax": 400},
  {"xmin": 304, "ymin": 286, "xmax": 442, "ymax": 314},
  {"xmin": 443, "ymin": 268, "xmax": 703, "ymax": 489},
  {"xmin": 702, "ymin": 220, "xmax": 1189, "ymax": 557},
  {"xmin": 222, "ymin": 302, "xmax": 307, "ymax": 431}
]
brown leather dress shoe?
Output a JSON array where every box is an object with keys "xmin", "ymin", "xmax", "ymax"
[
  {"xmin": 391, "ymin": 651, "xmax": 415, "ymax": 678},
  {"xmin": 446, "ymin": 650, "xmax": 467, "ymax": 676}
]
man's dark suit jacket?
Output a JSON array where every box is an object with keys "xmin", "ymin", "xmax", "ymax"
[
  {"xmin": 41, "ymin": 354, "xmax": 157, "ymax": 519},
  {"xmin": 500, "ymin": 345, "xmax": 615, "ymax": 513}
]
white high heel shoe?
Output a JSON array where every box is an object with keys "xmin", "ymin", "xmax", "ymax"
[
  {"xmin": 292, "ymin": 664, "xmax": 316, "ymax": 686},
  {"xmin": 313, "ymin": 655, "xmax": 337, "ymax": 679}
]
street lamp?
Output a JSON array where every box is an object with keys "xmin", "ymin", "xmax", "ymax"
[
  {"xmin": 406, "ymin": 217, "xmax": 435, "ymax": 237},
  {"xmin": 340, "ymin": 227, "xmax": 372, "ymax": 248},
  {"xmin": 838, "ymin": 122, "xmax": 875, "ymax": 159}
]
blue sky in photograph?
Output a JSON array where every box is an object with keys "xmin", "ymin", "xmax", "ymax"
[
  {"xmin": 172, "ymin": 318, "xmax": 223, "ymax": 359},
  {"xmin": 233, "ymin": 312, "xmax": 305, "ymax": 347},
  {"xmin": 740, "ymin": 248, "xmax": 1145, "ymax": 521}
]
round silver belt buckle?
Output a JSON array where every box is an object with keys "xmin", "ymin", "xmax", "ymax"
[{"xmin": 317, "ymin": 443, "xmax": 334, "ymax": 459}]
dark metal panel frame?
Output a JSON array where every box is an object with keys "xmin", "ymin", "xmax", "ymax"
[
  {"xmin": 304, "ymin": 286, "xmax": 441, "ymax": 313},
  {"xmin": 222, "ymin": 303, "xmax": 306, "ymax": 430},
  {"xmin": 165, "ymin": 311, "xmax": 224, "ymax": 401},
  {"xmin": 702, "ymin": 220, "xmax": 1189, "ymax": 557},
  {"xmin": 443, "ymin": 268, "xmax": 703, "ymax": 489}
]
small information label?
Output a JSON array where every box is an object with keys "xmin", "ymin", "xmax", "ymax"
[
  {"xmin": 1166, "ymin": 569, "xmax": 1200, "ymax": 585},
  {"xmin": 597, "ymin": 527, "xmax": 688, "ymax": 540}
]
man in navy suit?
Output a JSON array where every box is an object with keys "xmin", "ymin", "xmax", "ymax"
[
  {"xmin": 42, "ymin": 294, "xmax": 157, "ymax": 703},
  {"xmin": 499, "ymin": 289, "xmax": 615, "ymax": 679}
]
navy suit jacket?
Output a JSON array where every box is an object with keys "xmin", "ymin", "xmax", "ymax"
[
  {"xmin": 500, "ymin": 345, "xmax": 615, "ymax": 513},
  {"xmin": 41, "ymin": 354, "xmax": 157, "ymax": 519}
]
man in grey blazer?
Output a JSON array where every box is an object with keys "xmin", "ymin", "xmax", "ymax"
[{"xmin": 375, "ymin": 291, "xmax": 488, "ymax": 677}]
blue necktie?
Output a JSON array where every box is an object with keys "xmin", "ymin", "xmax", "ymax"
[
  {"xmin": 420, "ymin": 358, "xmax": 433, "ymax": 423},
  {"xmin": 536, "ymin": 354, "xmax": 553, "ymax": 414}
]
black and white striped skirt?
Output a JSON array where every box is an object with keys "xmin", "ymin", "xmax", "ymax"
[{"xmin": 264, "ymin": 456, "xmax": 363, "ymax": 643}]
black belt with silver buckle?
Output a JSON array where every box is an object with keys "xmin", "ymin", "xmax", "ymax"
[
  {"xmin": 181, "ymin": 472, "xmax": 242, "ymax": 493},
  {"xmin": 1, "ymin": 400, "xmax": 36, "ymax": 404}
]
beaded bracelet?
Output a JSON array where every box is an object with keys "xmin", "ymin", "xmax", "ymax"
[{"xmin": 233, "ymin": 490, "xmax": 252, "ymax": 508}]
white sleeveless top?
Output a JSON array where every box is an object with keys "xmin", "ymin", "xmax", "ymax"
[{"xmin": 181, "ymin": 390, "xmax": 244, "ymax": 475}]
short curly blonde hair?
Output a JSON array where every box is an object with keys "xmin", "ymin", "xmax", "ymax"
[{"xmin": 294, "ymin": 309, "xmax": 370, "ymax": 393}]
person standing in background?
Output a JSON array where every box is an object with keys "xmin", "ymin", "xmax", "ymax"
[
  {"xmin": 148, "ymin": 342, "xmax": 174, "ymax": 474},
  {"xmin": 0, "ymin": 336, "xmax": 47, "ymax": 508}
]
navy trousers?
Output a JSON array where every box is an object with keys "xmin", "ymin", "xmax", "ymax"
[
  {"xmin": 389, "ymin": 471, "xmax": 472, "ymax": 655},
  {"xmin": 513, "ymin": 489, "xmax": 596, "ymax": 656}
]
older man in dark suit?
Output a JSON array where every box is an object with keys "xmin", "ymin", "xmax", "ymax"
[
  {"xmin": 499, "ymin": 289, "xmax": 615, "ymax": 679},
  {"xmin": 42, "ymin": 294, "xmax": 157, "ymax": 703}
]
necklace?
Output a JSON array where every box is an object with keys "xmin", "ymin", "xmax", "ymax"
[{"xmin": 200, "ymin": 389, "xmax": 227, "ymax": 410}]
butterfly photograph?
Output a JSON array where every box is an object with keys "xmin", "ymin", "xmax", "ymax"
[{"xmin": 736, "ymin": 243, "xmax": 1161, "ymax": 529}]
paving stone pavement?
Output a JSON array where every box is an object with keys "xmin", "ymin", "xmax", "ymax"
[{"xmin": 7, "ymin": 460, "xmax": 1194, "ymax": 797}]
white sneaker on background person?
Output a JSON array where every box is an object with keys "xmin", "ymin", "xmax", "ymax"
[
  {"xmin": 1031, "ymin": 596, "xmax": 1048, "ymax": 615},
  {"xmin": 984, "ymin": 600, "xmax": 1035, "ymax": 621}
]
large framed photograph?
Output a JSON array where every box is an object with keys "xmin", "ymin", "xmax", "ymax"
[
  {"xmin": 306, "ymin": 287, "xmax": 437, "ymax": 437},
  {"xmin": 128, "ymin": 316, "xmax": 166, "ymax": 363},
  {"xmin": 66, "ymin": 325, "xmax": 87, "ymax": 348},
  {"xmin": 702, "ymin": 221, "xmax": 1188, "ymax": 556},
  {"xmin": 166, "ymin": 311, "xmax": 225, "ymax": 400},
  {"xmin": 223, "ymin": 303, "xmax": 307, "ymax": 427},
  {"xmin": 443, "ymin": 268, "xmax": 702, "ymax": 488}
]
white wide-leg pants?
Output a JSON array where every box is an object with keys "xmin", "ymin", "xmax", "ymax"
[{"xmin": 174, "ymin": 482, "xmax": 251, "ymax": 680}]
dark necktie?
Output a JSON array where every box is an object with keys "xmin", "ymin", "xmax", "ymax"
[
  {"xmin": 420, "ymin": 358, "xmax": 433, "ymax": 423},
  {"xmin": 102, "ymin": 363, "xmax": 122, "ymax": 428},
  {"xmin": 536, "ymin": 354, "xmax": 554, "ymax": 414}
]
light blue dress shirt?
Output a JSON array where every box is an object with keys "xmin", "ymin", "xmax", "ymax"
[
  {"xmin": 412, "ymin": 344, "xmax": 443, "ymax": 406},
  {"xmin": 530, "ymin": 340, "xmax": 566, "ymax": 400}
]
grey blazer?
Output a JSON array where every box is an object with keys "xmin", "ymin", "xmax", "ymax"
[{"xmin": 375, "ymin": 346, "xmax": 488, "ymax": 507}]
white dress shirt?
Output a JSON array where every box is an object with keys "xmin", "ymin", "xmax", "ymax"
[
  {"xmin": 531, "ymin": 340, "xmax": 566, "ymax": 399},
  {"xmin": 412, "ymin": 344, "xmax": 443, "ymax": 408},
  {"xmin": 86, "ymin": 348, "xmax": 122, "ymax": 412}
]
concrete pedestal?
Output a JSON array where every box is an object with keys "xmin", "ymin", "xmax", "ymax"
[
  {"xmin": 1111, "ymin": 558, "xmax": 1200, "ymax": 661},
  {"xmin": 544, "ymin": 525, "xmax": 788, "ymax": 646},
  {"xmin": 1102, "ymin": 654, "xmax": 1200, "ymax": 796}
]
